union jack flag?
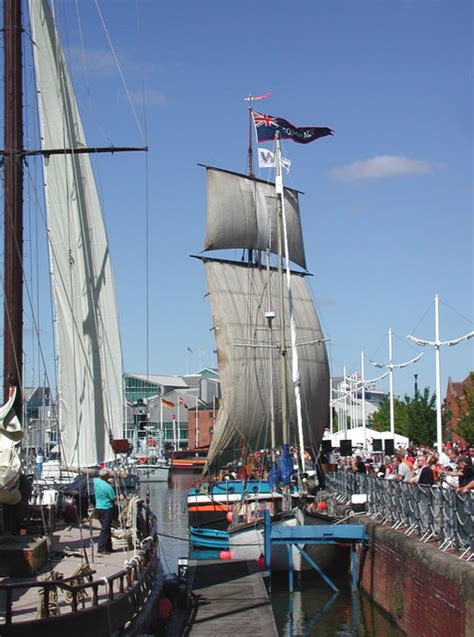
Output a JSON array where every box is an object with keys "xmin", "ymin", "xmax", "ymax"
[
  {"xmin": 253, "ymin": 112, "xmax": 279, "ymax": 130},
  {"xmin": 252, "ymin": 110, "xmax": 333, "ymax": 144}
]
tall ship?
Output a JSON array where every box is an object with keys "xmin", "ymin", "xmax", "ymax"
[
  {"xmin": 188, "ymin": 104, "xmax": 334, "ymax": 570},
  {"xmin": 0, "ymin": 1, "xmax": 161, "ymax": 633}
]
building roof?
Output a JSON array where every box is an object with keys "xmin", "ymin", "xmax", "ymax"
[{"xmin": 126, "ymin": 373, "xmax": 189, "ymax": 388}]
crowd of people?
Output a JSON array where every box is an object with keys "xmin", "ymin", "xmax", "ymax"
[{"xmin": 338, "ymin": 442, "xmax": 474, "ymax": 493}]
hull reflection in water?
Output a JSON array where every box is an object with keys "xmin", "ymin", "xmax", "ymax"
[{"xmin": 271, "ymin": 583, "xmax": 405, "ymax": 637}]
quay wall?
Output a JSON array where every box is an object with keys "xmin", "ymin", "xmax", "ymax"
[{"xmin": 359, "ymin": 517, "xmax": 473, "ymax": 637}]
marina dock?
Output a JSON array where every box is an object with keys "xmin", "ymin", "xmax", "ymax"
[{"xmin": 181, "ymin": 559, "xmax": 277, "ymax": 635}]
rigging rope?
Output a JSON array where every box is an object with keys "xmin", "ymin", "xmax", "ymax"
[{"xmin": 93, "ymin": 0, "xmax": 145, "ymax": 142}]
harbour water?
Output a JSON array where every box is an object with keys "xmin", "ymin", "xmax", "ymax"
[{"xmin": 143, "ymin": 474, "xmax": 404, "ymax": 636}]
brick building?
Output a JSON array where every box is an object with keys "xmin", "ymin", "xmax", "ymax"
[
  {"xmin": 443, "ymin": 372, "xmax": 473, "ymax": 445},
  {"xmin": 187, "ymin": 404, "xmax": 219, "ymax": 449}
]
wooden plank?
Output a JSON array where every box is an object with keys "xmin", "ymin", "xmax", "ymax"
[{"xmin": 184, "ymin": 560, "xmax": 277, "ymax": 636}]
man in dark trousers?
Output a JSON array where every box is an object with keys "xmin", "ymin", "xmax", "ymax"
[{"xmin": 93, "ymin": 468, "xmax": 116, "ymax": 554}]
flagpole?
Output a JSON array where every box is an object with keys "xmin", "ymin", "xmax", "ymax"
[
  {"xmin": 276, "ymin": 133, "xmax": 305, "ymax": 466},
  {"xmin": 329, "ymin": 377, "xmax": 333, "ymax": 435},
  {"xmin": 213, "ymin": 395, "xmax": 216, "ymax": 432},
  {"xmin": 343, "ymin": 366, "xmax": 348, "ymax": 439},
  {"xmin": 361, "ymin": 352, "xmax": 366, "ymax": 449},
  {"xmin": 247, "ymin": 105, "xmax": 254, "ymax": 177},
  {"xmin": 195, "ymin": 395, "xmax": 199, "ymax": 448},
  {"xmin": 160, "ymin": 398, "xmax": 163, "ymax": 438},
  {"xmin": 177, "ymin": 398, "xmax": 181, "ymax": 451},
  {"xmin": 275, "ymin": 134, "xmax": 289, "ymax": 447}
]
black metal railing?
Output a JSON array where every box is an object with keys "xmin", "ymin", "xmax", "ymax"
[{"xmin": 326, "ymin": 471, "xmax": 473, "ymax": 560}]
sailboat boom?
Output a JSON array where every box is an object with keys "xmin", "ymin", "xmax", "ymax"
[{"xmin": 12, "ymin": 145, "xmax": 147, "ymax": 157}]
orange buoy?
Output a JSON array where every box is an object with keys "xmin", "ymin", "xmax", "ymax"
[
  {"xmin": 317, "ymin": 501, "xmax": 328, "ymax": 511},
  {"xmin": 220, "ymin": 550, "xmax": 231, "ymax": 560},
  {"xmin": 257, "ymin": 554, "xmax": 265, "ymax": 570}
]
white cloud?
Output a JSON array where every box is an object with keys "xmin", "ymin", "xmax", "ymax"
[
  {"xmin": 330, "ymin": 155, "xmax": 441, "ymax": 181},
  {"xmin": 67, "ymin": 46, "xmax": 117, "ymax": 76},
  {"xmin": 130, "ymin": 88, "xmax": 166, "ymax": 107}
]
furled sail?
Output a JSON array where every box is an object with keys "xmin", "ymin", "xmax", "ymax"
[
  {"xmin": 0, "ymin": 387, "xmax": 23, "ymax": 504},
  {"xmin": 204, "ymin": 259, "xmax": 329, "ymax": 468},
  {"xmin": 204, "ymin": 167, "xmax": 307, "ymax": 270},
  {"xmin": 30, "ymin": 0, "xmax": 124, "ymax": 467}
]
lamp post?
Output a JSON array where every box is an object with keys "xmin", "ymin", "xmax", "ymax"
[
  {"xmin": 331, "ymin": 364, "xmax": 389, "ymax": 449},
  {"xmin": 370, "ymin": 328, "xmax": 423, "ymax": 436},
  {"xmin": 408, "ymin": 294, "xmax": 474, "ymax": 453}
]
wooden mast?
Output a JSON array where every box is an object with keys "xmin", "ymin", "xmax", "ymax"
[{"xmin": 3, "ymin": 0, "xmax": 23, "ymax": 418}]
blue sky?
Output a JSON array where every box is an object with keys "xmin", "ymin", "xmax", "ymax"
[{"xmin": 19, "ymin": 0, "xmax": 473, "ymax": 400}]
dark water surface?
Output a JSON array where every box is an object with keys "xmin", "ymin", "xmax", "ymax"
[{"xmin": 144, "ymin": 475, "xmax": 404, "ymax": 637}]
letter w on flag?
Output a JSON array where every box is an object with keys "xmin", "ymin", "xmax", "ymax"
[{"xmin": 258, "ymin": 148, "xmax": 291, "ymax": 173}]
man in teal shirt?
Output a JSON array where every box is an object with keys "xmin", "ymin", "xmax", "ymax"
[{"xmin": 93, "ymin": 468, "xmax": 116, "ymax": 554}]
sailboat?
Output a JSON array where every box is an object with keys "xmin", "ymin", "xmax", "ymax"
[
  {"xmin": 187, "ymin": 107, "xmax": 331, "ymax": 569},
  {"xmin": 0, "ymin": 1, "xmax": 161, "ymax": 633}
]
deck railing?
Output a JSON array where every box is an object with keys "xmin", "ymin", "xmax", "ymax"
[
  {"xmin": 326, "ymin": 471, "xmax": 473, "ymax": 559},
  {"xmin": 0, "ymin": 511, "xmax": 158, "ymax": 630}
]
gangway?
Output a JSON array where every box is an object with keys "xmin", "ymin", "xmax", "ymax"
[{"xmin": 263, "ymin": 510, "xmax": 368, "ymax": 592}]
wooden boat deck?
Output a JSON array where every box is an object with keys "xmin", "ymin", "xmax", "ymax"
[
  {"xmin": 182, "ymin": 559, "xmax": 277, "ymax": 636},
  {"xmin": 0, "ymin": 519, "xmax": 150, "ymax": 627}
]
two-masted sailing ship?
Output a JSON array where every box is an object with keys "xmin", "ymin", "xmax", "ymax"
[
  {"xmin": 0, "ymin": 1, "xmax": 161, "ymax": 633},
  {"xmin": 187, "ymin": 106, "xmax": 333, "ymax": 570}
]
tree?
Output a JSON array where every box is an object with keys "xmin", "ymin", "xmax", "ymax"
[
  {"xmin": 455, "ymin": 373, "xmax": 474, "ymax": 446},
  {"xmin": 369, "ymin": 396, "xmax": 408, "ymax": 434},
  {"xmin": 404, "ymin": 387, "xmax": 437, "ymax": 446},
  {"xmin": 369, "ymin": 386, "xmax": 437, "ymax": 446}
]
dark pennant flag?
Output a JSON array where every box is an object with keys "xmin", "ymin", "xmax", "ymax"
[{"xmin": 253, "ymin": 111, "xmax": 333, "ymax": 144}]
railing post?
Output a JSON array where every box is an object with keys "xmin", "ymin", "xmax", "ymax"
[
  {"xmin": 71, "ymin": 589, "xmax": 78, "ymax": 612},
  {"xmin": 5, "ymin": 588, "xmax": 12, "ymax": 625},
  {"xmin": 44, "ymin": 585, "xmax": 50, "ymax": 619},
  {"xmin": 351, "ymin": 544, "xmax": 357, "ymax": 591},
  {"xmin": 287, "ymin": 542, "xmax": 294, "ymax": 593},
  {"xmin": 264, "ymin": 509, "xmax": 271, "ymax": 570},
  {"xmin": 92, "ymin": 583, "xmax": 99, "ymax": 606}
]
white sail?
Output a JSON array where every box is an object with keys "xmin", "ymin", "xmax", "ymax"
[
  {"xmin": 30, "ymin": 0, "xmax": 124, "ymax": 467},
  {"xmin": 0, "ymin": 387, "xmax": 23, "ymax": 504},
  {"xmin": 204, "ymin": 167, "xmax": 307, "ymax": 270},
  {"xmin": 204, "ymin": 259, "xmax": 329, "ymax": 468}
]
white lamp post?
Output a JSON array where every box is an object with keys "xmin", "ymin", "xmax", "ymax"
[
  {"xmin": 370, "ymin": 328, "xmax": 423, "ymax": 436},
  {"xmin": 408, "ymin": 294, "xmax": 474, "ymax": 453},
  {"xmin": 331, "ymin": 364, "xmax": 389, "ymax": 449}
]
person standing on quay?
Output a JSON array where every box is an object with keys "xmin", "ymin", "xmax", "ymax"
[{"xmin": 93, "ymin": 468, "xmax": 116, "ymax": 554}]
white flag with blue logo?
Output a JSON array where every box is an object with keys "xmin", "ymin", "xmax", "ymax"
[{"xmin": 258, "ymin": 147, "xmax": 291, "ymax": 173}]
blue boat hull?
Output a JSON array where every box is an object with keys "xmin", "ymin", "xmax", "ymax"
[{"xmin": 189, "ymin": 526, "xmax": 229, "ymax": 550}]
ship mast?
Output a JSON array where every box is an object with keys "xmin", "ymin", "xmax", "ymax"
[{"xmin": 3, "ymin": 0, "xmax": 24, "ymax": 417}]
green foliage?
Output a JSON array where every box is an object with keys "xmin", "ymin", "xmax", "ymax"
[
  {"xmin": 455, "ymin": 373, "xmax": 474, "ymax": 446},
  {"xmin": 369, "ymin": 396, "xmax": 408, "ymax": 434},
  {"xmin": 369, "ymin": 386, "xmax": 437, "ymax": 445},
  {"xmin": 405, "ymin": 386, "xmax": 437, "ymax": 446}
]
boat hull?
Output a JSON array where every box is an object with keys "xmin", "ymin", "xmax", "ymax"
[
  {"xmin": 229, "ymin": 515, "xmax": 301, "ymax": 572},
  {"xmin": 228, "ymin": 511, "xmax": 344, "ymax": 573},
  {"xmin": 187, "ymin": 479, "xmax": 314, "ymax": 531},
  {"xmin": 170, "ymin": 459, "xmax": 207, "ymax": 472},
  {"xmin": 189, "ymin": 526, "xmax": 229, "ymax": 550},
  {"xmin": 135, "ymin": 463, "xmax": 170, "ymax": 482}
]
